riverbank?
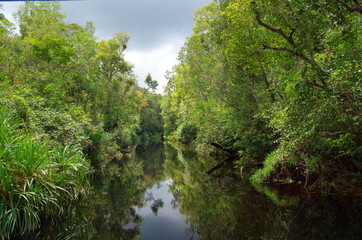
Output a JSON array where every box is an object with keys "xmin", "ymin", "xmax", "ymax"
[
  {"xmin": 20, "ymin": 143, "xmax": 362, "ymax": 240},
  {"xmin": 0, "ymin": 108, "xmax": 90, "ymax": 238}
]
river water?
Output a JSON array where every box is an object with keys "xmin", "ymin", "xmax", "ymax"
[{"xmin": 23, "ymin": 144, "xmax": 362, "ymax": 240}]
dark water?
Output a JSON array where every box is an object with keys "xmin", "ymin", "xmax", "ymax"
[{"xmin": 22, "ymin": 144, "xmax": 362, "ymax": 240}]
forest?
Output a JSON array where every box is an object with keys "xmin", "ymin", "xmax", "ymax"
[
  {"xmin": 0, "ymin": 0, "xmax": 361, "ymax": 238},
  {"xmin": 162, "ymin": 0, "xmax": 362, "ymax": 191}
]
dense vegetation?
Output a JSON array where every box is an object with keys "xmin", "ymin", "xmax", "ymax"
[
  {"xmin": 1, "ymin": 0, "xmax": 361, "ymax": 238},
  {"xmin": 0, "ymin": 107, "xmax": 89, "ymax": 238},
  {"xmin": 164, "ymin": 145, "xmax": 362, "ymax": 240},
  {"xmin": 0, "ymin": 2, "xmax": 162, "ymax": 237},
  {"xmin": 162, "ymin": 0, "xmax": 362, "ymax": 192}
]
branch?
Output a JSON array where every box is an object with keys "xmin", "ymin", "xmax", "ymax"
[
  {"xmin": 262, "ymin": 45, "xmax": 328, "ymax": 89},
  {"xmin": 304, "ymin": 79, "xmax": 327, "ymax": 90},
  {"xmin": 255, "ymin": 13, "xmax": 296, "ymax": 46},
  {"xmin": 254, "ymin": 9, "xmax": 323, "ymax": 68},
  {"xmin": 210, "ymin": 142, "xmax": 238, "ymax": 155},
  {"xmin": 262, "ymin": 44, "xmax": 316, "ymax": 66},
  {"xmin": 219, "ymin": 97, "xmax": 241, "ymax": 110},
  {"xmin": 289, "ymin": 28, "xmax": 296, "ymax": 41},
  {"xmin": 141, "ymin": 87, "xmax": 153, "ymax": 97},
  {"xmin": 337, "ymin": 0, "xmax": 362, "ymax": 14},
  {"xmin": 320, "ymin": 131, "xmax": 345, "ymax": 137}
]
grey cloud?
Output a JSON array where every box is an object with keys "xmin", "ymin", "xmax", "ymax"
[
  {"xmin": 61, "ymin": 0, "xmax": 211, "ymax": 51},
  {"xmin": 1, "ymin": 0, "xmax": 211, "ymax": 91}
]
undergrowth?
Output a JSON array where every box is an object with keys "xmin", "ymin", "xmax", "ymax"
[{"xmin": 0, "ymin": 106, "xmax": 90, "ymax": 238}]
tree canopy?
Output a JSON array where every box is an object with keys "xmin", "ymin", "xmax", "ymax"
[
  {"xmin": 162, "ymin": 0, "xmax": 362, "ymax": 191},
  {"xmin": 0, "ymin": 2, "xmax": 163, "ymax": 237}
]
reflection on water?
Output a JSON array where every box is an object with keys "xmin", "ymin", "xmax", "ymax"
[
  {"xmin": 133, "ymin": 144, "xmax": 197, "ymax": 240},
  {"xmin": 128, "ymin": 179, "xmax": 197, "ymax": 240},
  {"xmin": 163, "ymin": 144, "xmax": 362, "ymax": 240},
  {"xmin": 21, "ymin": 143, "xmax": 362, "ymax": 240}
]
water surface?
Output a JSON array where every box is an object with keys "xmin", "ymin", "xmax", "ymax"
[
  {"xmin": 126, "ymin": 179, "xmax": 196, "ymax": 240},
  {"xmin": 22, "ymin": 144, "xmax": 362, "ymax": 240}
]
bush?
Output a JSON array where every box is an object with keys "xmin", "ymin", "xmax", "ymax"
[
  {"xmin": 84, "ymin": 127, "xmax": 122, "ymax": 169},
  {"xmin": 29, "ymin": 106, "xmax": 91, "ymax": 148},
  {"xmin": 176, "ymin": 122, "xmax": 198, "ymax": 144},
  {"xmin": 0, "ymin": 107, "xmax": 90, "ymax": 238}
]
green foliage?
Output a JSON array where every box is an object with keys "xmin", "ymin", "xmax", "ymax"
[
  {"xmin": 251, "ymin": 148, "xmax": 286, "ymax": 184},
  {"xmin": 176, "ymin": 122, "xmax": 198, "ymax": 144},
  {"xmin": 144, "ymin": 73, "xmax": 158, "ymax": 92},
  {"xmin": 0, "ymin": 2, "xmax": 143, "ymax": 160},
  {"xmin": 15, "ymin": 2, "xmax": 65, "ymax": 38},
  {"xmin": 0, "ymin": 107, "xmax": 90, "ymax": 238},
  {"xmin": 162, "ymin": 0, "xmax": 362, "ymax": 192},
  {"xmin": 29, "ymin": 34, "xmax": 74, "ymax": 63},
  {"xmin": 0, "ymin": 2, "xmax": 154, "ymax": 236},
  {"xmin": 138, "ymin": 90, "xmax": 164, "ymax": 146},
  {"xmin": 29, "ymin": 106, "xmax": 91, "ymax": 148}
]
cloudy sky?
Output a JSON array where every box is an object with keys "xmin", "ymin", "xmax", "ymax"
[{"xmin": 1, "ymin": 0, "xmax": 212, "ymax": 92}]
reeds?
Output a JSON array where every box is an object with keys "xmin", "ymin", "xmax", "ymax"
[{"xmin": 0, "ymin": 107, "xmax": 90, "ymax": 238}]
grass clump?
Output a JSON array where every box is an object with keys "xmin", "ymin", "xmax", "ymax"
[
  {"xmin": 0, "ymin": 107, "xmax": 90, "ymax": 238},
  {"xmin": 251, "ymin": 148, "xmax": 286, "ymax": 184}
]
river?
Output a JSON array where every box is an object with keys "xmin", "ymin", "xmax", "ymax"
[{"xmin": 22, "ymin": 143, "xmax": 362, "ymax": 240}]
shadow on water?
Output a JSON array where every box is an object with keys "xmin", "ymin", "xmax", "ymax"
[
  {"xmin": 20, "ymin": 150, "xmax": 146, "ymax": 240},
  {"xmin": 20, "ymin": 143, "xmax": 362, "ymax": 240}
]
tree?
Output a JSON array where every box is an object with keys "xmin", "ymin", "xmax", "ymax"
[
  {"xmin": 144, "ymin": 73, "xmax": 158, "ymax": 92},
  {"xmin": 162, "ymin": 0, "xmax": 362, "ymax": 192}
]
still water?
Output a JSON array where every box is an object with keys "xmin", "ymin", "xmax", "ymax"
[
  {"xmin": 125, "ymin": 179, "xmax": 196, "ymax": 240},
  {"xmin": 23, "ymin": 144, "xmax": 362, "ymax": 240}
]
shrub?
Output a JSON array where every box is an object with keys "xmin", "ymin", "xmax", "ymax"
[
  {"xmin": 176, "ymin": 122, "xmax": 198, "ymax": 144},
  {"xmin": 0, "ymin": 106, "xmax": 90, "ymax": 238}
]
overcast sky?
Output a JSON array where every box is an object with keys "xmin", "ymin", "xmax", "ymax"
[{"xmin": 1, "ymin": 0, "xmax": 212, "ymax": 92}]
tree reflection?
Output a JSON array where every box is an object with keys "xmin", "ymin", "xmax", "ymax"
[
  {"xmin": 21, "ymin": 156, "xmax": 146, "ymax": 240},
  {"xmin": 21, "ymin": 144, "xmax": 362, "ymax": 240},
  {"xmin": 143, "ymin": 191, "xmax": 164, "ymax": 216},
  {"xmin": 136, "ymin": 144, "xmax": 166, "ymax": 187},
  {"xmin": 164, "ymin": 144, "xmax": 362, "ymax": 240}
]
